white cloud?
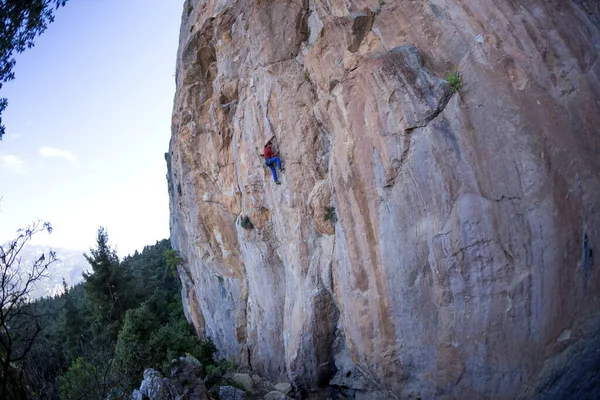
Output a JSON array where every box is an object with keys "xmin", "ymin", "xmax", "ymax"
[
  {"xmin": 39, "ymin": 146, "xmax": 78, "ymax": 163},
  {"xmin": 0, "ymin": 154, "xmax": 26, "ymax": 174}
]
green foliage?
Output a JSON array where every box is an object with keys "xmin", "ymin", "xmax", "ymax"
[
  {"xmin": 113, "ymin": 305, "xmax": 160, "ymax": 389},
  {"xmin": 0, "ymin": 0, "xmax": 69, "ymax": 139},
  {"xmin": 83, "ymin": 227, "xmax": 125, "ymax": 344},
  {"xmin": 61, "ymin": 280, "xmax": 85, "ymax": 361},
  {"xmin": 204, "ymin": 356, "xmax": 236, "ymax": 388},
  {"xmin": 324, "ymin": 206, "xmax": 337, "ymax": 222},
  {"xmin": 165, "ymin": 248, "xmax": 183, "ymax": 276},
  {"xmin": 304, "ymin": 71, "xmax": 311, "ymax": 83},
  {"xmin": 199, "ymin": 337, "xmax": 217, "ymax": 367},
  {"xmin": 114, "ymin": 304, "xmax": 215, "ymax": 391},
  {"xmin": 122, "ymin": 239, "xmax": 177, "ymax": 297},
  {"xmin": 229, "ymin": 380, "xmax": 247, "ymax": 394},
  {"xmin": 58, "ymin": 357, "xmax": 102, "ymax": 400},
  {"xmin": 7, "ymin": 236, "xmax": 202, "ymax": 399},
  {"xmin": 445, "ymin": 70, "xmax": 462, "ymax": 93},
  {"xmin": 218, "ymin": 358, "xmax": 238, "ymax": 373},
  {"xmin": 240, "ymin": 215, "xmax": 254, "ymax": 230}
]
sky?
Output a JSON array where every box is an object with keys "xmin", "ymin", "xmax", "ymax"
[{"xmin": 0, "ymin": 0, "xmax": 184, "ymax": 257}]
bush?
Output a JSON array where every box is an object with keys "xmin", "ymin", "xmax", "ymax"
[
  {"xmin": 165, "ymin": 248, "xmax": 184, "ymax": 276},
  {"xmin": 59, "ymin": 357, "xmax": 103, "ymax": 400},
  {"xmin": 445, "ymin": 71, "xmax": 461, "ymax": 93},
  {"xmin": 218, "ymin": 358, "xmax": 238, "ymax": 372},
  {"xmin": 198, "ymin": 337, "xmax": 217, "ymax": 366},
  {"xmin": 114, "ymin": 305, "xmax": 160, "ymax": 389}
]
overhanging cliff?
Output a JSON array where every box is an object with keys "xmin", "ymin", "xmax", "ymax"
[{"xmin": 166, "ymin": 0, "xmax": 600, "ymax": 398}]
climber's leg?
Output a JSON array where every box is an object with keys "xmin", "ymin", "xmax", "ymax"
[
  {"xmin": 273, "ymin": 157, "xmax": 282, "ymax": 170},
  {"xmin": 267, "ymin": 162, "xmax": 278, "ymax": 182}
]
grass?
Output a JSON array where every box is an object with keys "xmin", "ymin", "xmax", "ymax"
[{"xmin": 445, "ymin": 71, "xmax": 462, "ymax": 94}]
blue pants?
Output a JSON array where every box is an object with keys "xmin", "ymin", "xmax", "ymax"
[{"xmin": 265, "ymin": 157, "xmax": 282, "ymax": 182}]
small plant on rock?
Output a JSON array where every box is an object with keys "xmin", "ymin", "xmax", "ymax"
[
  {"xmin": 229, "ymin": 380, "xmax": 248, "ymax": 395},
  {"xmin": 240, "ymin": 215, "xmax": 254, "ymax": 230},
  {"xmin": 324, "ymin": 206, "xmax": 337, "ymax": 223},
  {"xmin": 218, "ymin": 359, "xmax": 238, "ymax": 372},
  {"xmin": 445, "ymin": 70, "xmax": 462, "ymax": 94},
  {"xmin": 165, "ymin": 248, "xmax": 184, "ymax": 277}
]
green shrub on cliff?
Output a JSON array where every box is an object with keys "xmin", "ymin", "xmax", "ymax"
[
  {"xmin": 445, "ymin": 71, "xmax": 462, "ymax": 93},
  {"xmin": 165, "ymin": 248, "xmax": 184, "ymax": 276}
]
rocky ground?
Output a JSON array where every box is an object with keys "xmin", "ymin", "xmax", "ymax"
[{"xmin": 131, "ymin": 356, "xmax": 304, "ymax": 400}]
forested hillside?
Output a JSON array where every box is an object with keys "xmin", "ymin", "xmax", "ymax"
[{"xmin": 2, "ymin": 229, "xmax": 215, "ymax": 399}]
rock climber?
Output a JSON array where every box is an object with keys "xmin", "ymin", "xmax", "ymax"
[{"xmin": 264, "ymin": 141, "xmax": 284, "ymax": 184}]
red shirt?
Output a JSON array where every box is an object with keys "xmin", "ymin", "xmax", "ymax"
[{"xmin": 264, "ymin": 146, "xmax": 275, "ymax": 159}]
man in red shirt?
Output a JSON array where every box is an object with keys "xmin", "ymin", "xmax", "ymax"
[{"xmin": 264, "ymin": 142, "xmax": 284, "ymax": 184}]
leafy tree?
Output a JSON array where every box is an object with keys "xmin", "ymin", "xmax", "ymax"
[
  {"xmin": 0, "ymin": 0, "xmax": 69, "ymax": 139},
  {"xmin": 114, "ymin": 302, "xmax": 213, "ymax": 391},
  {"xmin": 58, "ymin": 357, "xmax": 104, "ymax": 400},
  {"xmin": 113, "ymin": 304, "xmax": 159, "ymax": 390},
  {"xmin": 0, "ymin": 221, "xmax": 58, "ymax": 399}
]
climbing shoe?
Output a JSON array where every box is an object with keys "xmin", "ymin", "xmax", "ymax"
[
  {"xmin": 275, "ymin": 181, "xmax": 281, "ymax": 185},
  {"xmin": 279, "ymin": 167, "xmax": 285, "ymax": 172}
]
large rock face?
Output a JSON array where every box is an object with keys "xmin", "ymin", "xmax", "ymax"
[{"xmin": 167, "ymin": 0, "xmax": 600, "ymax": 398}]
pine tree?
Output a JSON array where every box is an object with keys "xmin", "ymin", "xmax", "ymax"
[
  {"xmin": 61, "ymin": 279, "xmax": 84, "ymax": 361},
  {"xmin": 83, "ymin": 227, "xmax": 123, "ymax": 344}
]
